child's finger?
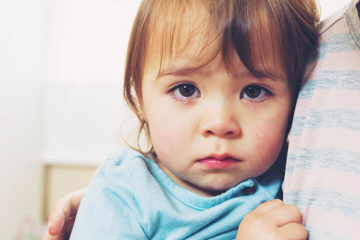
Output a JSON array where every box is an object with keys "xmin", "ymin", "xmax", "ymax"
[
  {"xmin": 278, "ymin": 222, "xmax": 308, "ymax": 240},
  {"xmin": 264, "ymin": 204, "xmax": 303, "ymax": 227},
  {"xmin": 250, "ymin": 199, "xmax": 284, "ymax": 215}
]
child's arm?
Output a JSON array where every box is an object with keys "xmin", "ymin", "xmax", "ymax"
[
  {"xmin": 42, "ymin": 189, "xmax": 85, "ymax": 240},
  {"xmin": 236, "ymin": 199, "xmax": 307, "ymax": 240}
]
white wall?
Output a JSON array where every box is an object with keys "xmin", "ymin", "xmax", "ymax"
[
  {"xmin": 0, "ymin": 1, "xmax": 44, "ymax": 239},
  {"xmin": 42, "ymin": 0, "xmax": 141, "ymax": 165}
]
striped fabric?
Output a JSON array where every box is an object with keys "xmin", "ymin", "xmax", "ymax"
[{"xmin": 283, "ymin": 0, "xmax": 360, "ymax": 239}]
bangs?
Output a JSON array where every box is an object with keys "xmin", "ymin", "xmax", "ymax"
[
  {"xmin": 230, "ymin": 0, "xmax": 286, "ymax": 80},
  {"xmin": 143, "ymin": 0, "xmax": 301, "ymax": 82},
  {"xmin": 145, "ymin": 0, "xmax": 233, "ymax": 77}
]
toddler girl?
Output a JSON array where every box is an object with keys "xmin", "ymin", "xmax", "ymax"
[{"xmin": 67, "ymin": 0, "xmax": 319, "ymax": 239}]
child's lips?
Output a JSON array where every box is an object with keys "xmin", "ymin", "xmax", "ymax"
[{"xmin": 197, "ymin": 154, "xmax": 241, "ymax": 169}]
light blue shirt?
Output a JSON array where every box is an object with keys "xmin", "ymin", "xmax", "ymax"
[{"xmin": 70, "ymin": 147, "xmax": 283, "ymax": 240}]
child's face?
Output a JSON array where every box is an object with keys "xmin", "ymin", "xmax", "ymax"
[{"xmin": 141, "ymin": 45, "xmax": 291, "ymax": 197}]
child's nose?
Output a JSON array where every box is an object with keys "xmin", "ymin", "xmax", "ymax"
[{"xmin": 200, "ymin": 110, "xmax": 241, "ymax": 139}]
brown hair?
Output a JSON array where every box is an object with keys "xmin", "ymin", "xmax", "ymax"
[{"xmin": 123, "ymin": 0, "xmax": 319, "ymax": 153}]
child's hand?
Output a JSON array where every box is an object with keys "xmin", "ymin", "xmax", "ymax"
[
  {"xmin": 42, "ymin": 188, "xmax": 86, "ymax": 240},
  {"xmin": 236, "ymin": 199, "xmax": 307, "ymax": 240}
]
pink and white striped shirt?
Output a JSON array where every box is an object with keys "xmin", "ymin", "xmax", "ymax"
[{"xmin": 283, "ymin": 0, "xmax": 360, "ymax": 239}]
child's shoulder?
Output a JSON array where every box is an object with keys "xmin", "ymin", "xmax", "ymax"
[
  {"xmin": 105, "ymin": 147, "xmax": 146, "ymax": 165},
  {"xmin": 96, "ymin": 147, "xmax": 150, "ymax": 180}
]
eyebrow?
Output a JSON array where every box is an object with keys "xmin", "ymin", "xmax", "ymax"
[{"xmin": 230, "ymin": 70, "xmax": 283, "ymax": 82}]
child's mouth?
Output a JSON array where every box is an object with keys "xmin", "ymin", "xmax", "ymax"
[{"xmin": 197, "ymin": 154, "xmax": 241, "ymax": 169}]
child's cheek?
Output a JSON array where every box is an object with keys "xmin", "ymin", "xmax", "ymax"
[{"xmin": 150, "ymin": 115, "xmax": 191, "ymax": 157}]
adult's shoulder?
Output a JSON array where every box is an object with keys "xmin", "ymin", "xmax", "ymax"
[
  {"xmin": 317, "ymin": 5, "xmax": 347, "ymax": 37},
  {"xmin": 318, "ymin": 0, "xmax": 359, "ymax": 38}
]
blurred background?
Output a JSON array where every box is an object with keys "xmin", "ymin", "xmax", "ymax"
[{"xmin": 0, "ymin": 0, "xmax": 352, "ymax": 239}]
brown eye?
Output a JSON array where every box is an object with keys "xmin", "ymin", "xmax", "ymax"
[
  {"xmin": 171, "ymin": 83, "xmax": 200, "ymax": 100},
  {"xmin": 244, "ymin": 85, "xmax": 261, "ymax": 98},
  {"xmin": 179, "ymin": 84, "xmax": 196, "ymax": 97},
  {"xmin": 241, "ymin": 85, "xmax": 270, "ymax": 100}
]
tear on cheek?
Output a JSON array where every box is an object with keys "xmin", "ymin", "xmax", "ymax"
[
  {"xmin": 255, "ymin": 130, "xmax": 279, "ymax": 149},
  {"xmin": 256, "ymin": 131, "xmax": 265, "ymax": 139},
  {"xmin": 254, "ymin": 131, "xmax": 268, "ymax": 149},
  {"xmin": 255, "ymin": 130, "xmax": 285, "ymax": 161}
]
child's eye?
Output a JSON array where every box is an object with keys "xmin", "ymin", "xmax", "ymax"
[
  {"xmin": 170, "ymin": 83, "xmax": 200, "ymax": 100},
  {"xmin": 241, "ymin": 85, "xmax": 271, "ymax": 101}
]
